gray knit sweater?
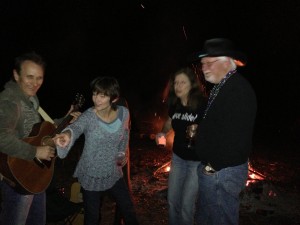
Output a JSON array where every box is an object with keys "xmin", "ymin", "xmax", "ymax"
[{"xmin": 57, "ymin": 106, "xmax": 130, "ymax": 191}]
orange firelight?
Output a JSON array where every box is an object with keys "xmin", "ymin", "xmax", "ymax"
[
  {"xmin": 234, "ymin": 59, "xmax": 246, "ymax": 67},
  {"xmin": 246, "ymin": 162, "xmax": 265, "ymax": 186}
]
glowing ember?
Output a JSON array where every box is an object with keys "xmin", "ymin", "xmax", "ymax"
[
  {"xmin": 268, "ymin": 190, "xmax": 277, "ymax": 197},
  {"xmin": 153, "ymin": 161, "xmax": 171, "ymax": 176},
  {"xmin": 164, "ymin": 166, "xmax": 170, "ymax": 172},
  {"xmin": 246, "ymin": 162, "xmax": 266, "ymax": 186},
  {"xmin": 234, "ymin": 59, "xmax": 246, "ymax": 67},
  {"xmin": 248, "ymin": 173, "xmax": 265, "ymax": 180}
]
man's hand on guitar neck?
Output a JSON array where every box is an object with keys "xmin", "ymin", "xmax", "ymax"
[{"xmin": 35, "ymin": 145, "xmax": 55, "ymax": 161}]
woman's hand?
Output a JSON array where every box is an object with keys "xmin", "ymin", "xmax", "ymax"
[
  {"xmin": 66, "ymin": 105, "xmax": 81, "ymax": 124},
  {"xmin": 69, "ymin": 111, "xmax": 81, "ymax": 123},
  {"xmin": 155, "ymin": 132, "xmax": 166, "ymax": 147},
  {"xmin": 52, "ymin": 132, "xmax": 71, "ymax": 148}
]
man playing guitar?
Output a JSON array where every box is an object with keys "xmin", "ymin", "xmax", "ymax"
[{"xmin": 0, "ymin": 52, "xmax": 80, "ymax": 225}]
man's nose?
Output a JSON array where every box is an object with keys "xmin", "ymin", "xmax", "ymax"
[{"xmin": 32, "ymin": 79, "xmax": 39, "ymax": 86}]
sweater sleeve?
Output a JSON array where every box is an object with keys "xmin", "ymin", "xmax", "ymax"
[
  {"xmin": 0, "ymin": 100, "xmax": 36, "ymax": 160},
  {"xmin": 56, "ymin": 110, "xmax": 87, "ymax": 159}
]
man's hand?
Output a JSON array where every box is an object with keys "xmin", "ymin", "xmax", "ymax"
[{"xmin": 35, "ymin": 146, "xmax": 55, "ymax": 161}]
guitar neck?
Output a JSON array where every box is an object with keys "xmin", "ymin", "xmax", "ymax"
[
  {"xmin": 54, "ymin": 114, "xmax": 74, "ymax": 135},
  {"xmin": 51, "ymin": 93, "xmax": 84, "ymax": 137}
]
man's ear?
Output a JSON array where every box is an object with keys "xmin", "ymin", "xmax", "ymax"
[{"xmin": 13, "ymin": 70, "xmax": 19, "ymax": 82}]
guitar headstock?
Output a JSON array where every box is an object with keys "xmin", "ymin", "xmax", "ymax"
[{"xmin": 72, "ymin": 93, "xmax": 85, "ymax": 111}]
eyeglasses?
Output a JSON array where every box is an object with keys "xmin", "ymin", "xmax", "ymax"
[{"xmin": 201, "ymin": 59, "xmax": 220, "ymax": 67}]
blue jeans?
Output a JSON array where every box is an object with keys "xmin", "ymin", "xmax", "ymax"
[
  {"xmin": 168, "ymin": 153, "xmax": 200, "ymax": 225},
  {"xmin": 0, "ymin": 182, "xmax": 46, "ymax": 225},
  {"xmin": 196, "ymin": 162, "xmax": 248, "ymax": 225},
  {"xmin": 82, "ymin": 178, "xmax": 139, "ymax": 225}
]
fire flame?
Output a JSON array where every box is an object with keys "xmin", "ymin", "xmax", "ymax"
[
  {"xmin": 153, "ymin": 161, "xmax": 171, "ymax": 176},
  {"xmin": 246, "ymin": 162, "xmax": 265, "ymax": 186}
]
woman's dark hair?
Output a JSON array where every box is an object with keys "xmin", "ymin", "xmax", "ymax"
[
  {"xmin": 90, "ymin": 76, "xmax": 120, "ymax": 110},
  {"xmin": 167, "ymin": 67, "xmax": 205, "ymax": 111}
]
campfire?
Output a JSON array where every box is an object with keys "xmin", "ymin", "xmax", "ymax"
[{"xmin": 247, "ymin": 161, "xmax": 266, "ymax": 186}]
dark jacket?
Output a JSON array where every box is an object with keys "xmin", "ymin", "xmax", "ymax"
[{"xmin": 195, "ymin": 73, "xmax": 257, "ymax": 171}]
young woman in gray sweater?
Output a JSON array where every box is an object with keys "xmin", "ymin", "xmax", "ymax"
[{"xmin": 53, "ymin": 76, "xmax": 139, "ymax": 225}]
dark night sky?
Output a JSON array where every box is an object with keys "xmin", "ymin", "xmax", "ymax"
[{"xmin": 1, "ymin": 0, "xmax": 300, "ymax": 139}]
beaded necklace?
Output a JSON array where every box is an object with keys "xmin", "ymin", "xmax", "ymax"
[{"xmin": 203, "ymin": 69, "xmax": 236, "ymax": 119}]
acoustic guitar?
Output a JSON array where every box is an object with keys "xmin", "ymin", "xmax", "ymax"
[{"xmin": 0, "ymin": 93, "xmax": 84, "ymax": 194}]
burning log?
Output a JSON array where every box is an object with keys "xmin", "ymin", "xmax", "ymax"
[{"xmin": 153, "ymin": 161, "xmax": 171, "ymax": 176}]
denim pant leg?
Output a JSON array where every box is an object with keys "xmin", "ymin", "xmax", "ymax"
[
  {"xmin": 196, "ymin": 162, "xmax": 248, "ymax": 225},
  {"xmin": 181, "ymin": 159, "xmax": 200, "ymax": 225},
  {"xmin": 25, "ymin": 192, "xmax": 46, "ymax": 225},
  {"xmin": 168, "ymin": 153, "xmax": 200, "ymax": 225},
  {"xmin": 0, "ymin": 182, "xmax": 45, "ymax": 225},
  {"xmin": 110, "ymin": 178, "xmax": 139, "ymax": 225},
  {"xmin": 82, "ymin": 188, "xmax": 102, "ymax": 225}
]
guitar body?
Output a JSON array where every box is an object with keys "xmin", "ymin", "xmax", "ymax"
[{"xmin": 1, "ymin": 121, "xmax": 56, "ymax": 194}]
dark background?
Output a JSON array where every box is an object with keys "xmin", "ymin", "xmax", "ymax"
[{"xmin": 1, "ymin": 0, "xmax": 300, "ymax": 142}]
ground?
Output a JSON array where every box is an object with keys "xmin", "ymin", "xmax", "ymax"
[{"xmin": 48, "ymin": 134, "xmax": 300, "ymax": 225}]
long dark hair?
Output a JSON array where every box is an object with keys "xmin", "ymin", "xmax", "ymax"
[{"xmin": 167, "ymin": 67, "xmax": 205, "ymax": 111}]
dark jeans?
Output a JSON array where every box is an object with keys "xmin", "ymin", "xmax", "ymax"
[
  {"xmin": 196, "ymin": 162, "xmax": 248, "ymax": 225},
  {"xmin": 82, "ymin": 178, "xmax": 139, "ymax": 225},
  {"xmin": 0, "ymin": 181, "xmax": 46, "ymax": 225},
  {"xmin": 114, "ymin": 161, "xmax": 131, "ymax": 225}
]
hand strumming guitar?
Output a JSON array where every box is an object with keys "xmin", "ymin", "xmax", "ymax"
[{"xmin": 35, "ymin": 145, "xmax": 55, "ymax": 161}]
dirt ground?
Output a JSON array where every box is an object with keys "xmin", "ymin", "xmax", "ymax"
[{"xmin": 48, "ymin": 134, "xmax": 300, "ymax": 225}]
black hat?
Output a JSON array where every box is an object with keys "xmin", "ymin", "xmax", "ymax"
[{"xmin": 190, "ymin": 38, "xmax": 247, "ymax": 65}]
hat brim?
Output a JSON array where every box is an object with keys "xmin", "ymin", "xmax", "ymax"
[
  {"xmin": 199, "ymin": 51, "xmax": 246, "ymax": 61},
  {"xmin": 189, "ymin": 51, "xmax": 247, "ymax": 66}
]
